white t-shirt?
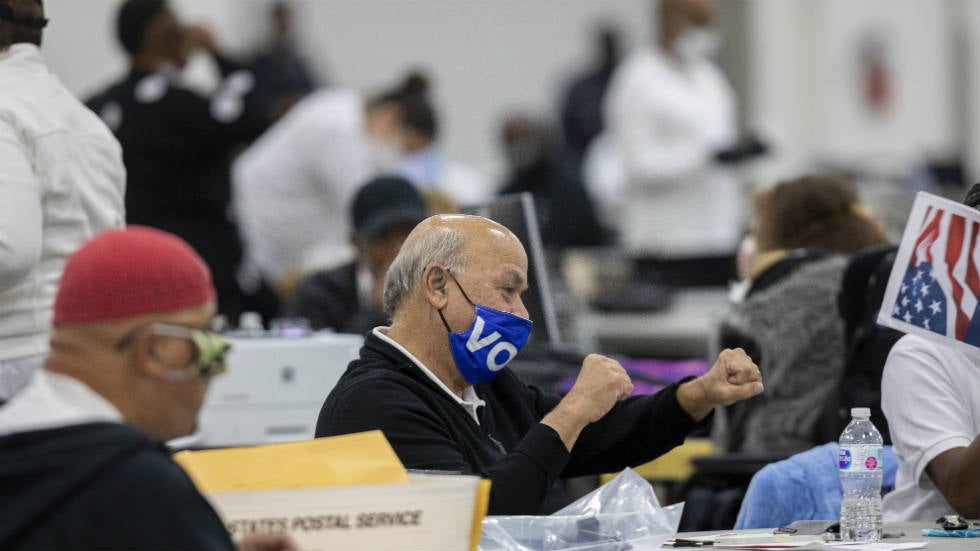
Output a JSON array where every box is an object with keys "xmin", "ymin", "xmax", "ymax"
[{"xmin": 881, "ymin": 334, "xmax": 980, "ymax": 521}]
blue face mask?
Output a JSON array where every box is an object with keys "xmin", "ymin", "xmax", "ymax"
[{"xmin": 438, "ymin": 274, "xmax": 533, "ymax": 385}]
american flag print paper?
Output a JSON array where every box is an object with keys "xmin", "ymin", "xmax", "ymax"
[{"xmin": 877, "ymin": 192, "xmax": 980, "ymax": 354}]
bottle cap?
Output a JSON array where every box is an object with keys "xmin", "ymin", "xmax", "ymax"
[{"xmin": 851, "ymin": 407, "xmax": 871, "ymax": 418}]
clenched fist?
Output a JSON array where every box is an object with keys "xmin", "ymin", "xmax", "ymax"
[
  {"xmin": 677, "ymin": 348, "xmax": 764, "ymax": 421},
  {"xmin": 542, "ymin": 354, "xmax": 633, "ymax": 450},
  {"xmin": 564, "ymin": 354, "xmax": 634, "ymax": 424}
]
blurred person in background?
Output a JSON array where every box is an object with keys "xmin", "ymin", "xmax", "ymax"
[
  {"xmin": 559, "ymin": 24, "xmax": 622, "ymax": 165},
  {"xmin": 86, "ymin": 0, "xmax": 273, "ymax": 324},
  {"xmin": 282, "ymin": 176, "xmax": 429, "ymax": 335},
  {"xmin": 232, "ymin": 74, "xmax": 412, "ymax": 297},
  {"xmin": 713, "ymin": 175, "xmax": 887, "ymax": 454},
  {"xmin": 0, "ymin": 0, "xmax": 126, "ymax": 402},
  {"xmin": 394, "ymin": 71, "xmax": 493, "ymax": 208},
  {"xmin": 498, "ymin": 114, "xmax": 608, "ymax": 249},
  {"xmin": 247, "ymin": 0, "xmax": 317, "ymax": 121},
  {"xmin": 601, "ymin": 0, "xmax": 744, "ymax": 264}
]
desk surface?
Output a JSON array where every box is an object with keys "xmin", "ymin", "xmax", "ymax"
[
  {"xmin": 884, "ymin": 523, "xmax": 978, "ymax": 551},
  {"xmin": 574, "ymin": 288, "xmax": 729, "ymax": 358},
  {"xmin": 675, "ymin": 523, "xmax": 978, "ymax": 551}
]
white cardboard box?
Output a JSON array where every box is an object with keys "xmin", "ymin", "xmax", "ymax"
[{"xmin": 205, "ymin": 473, "xmax": 489, "ymax": 551}]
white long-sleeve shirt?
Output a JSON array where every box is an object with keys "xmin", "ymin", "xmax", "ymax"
[
  {"xmin": 232, "ymin": 89, "xmax": 374, "ymax": 284},
  {"xmin": 0, "ymin": 44, "xmax": 126, "ymax": 361},
  {"xmin": 603, "ymin": 45, "xmax": 741, "ymax": 257}
]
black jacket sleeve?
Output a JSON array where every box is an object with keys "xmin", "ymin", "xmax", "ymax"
[
  {"xmin": 162, "ymin": 85, "xmax": 268, "ymax": 156},
  {"xmin": 211, "ymin": 52, "xmax": 249, "ymax": 77},
  {"xmin": 562, "ymin": 379, "xmax": 706, "ymax": 477},
  {"xmin": 484, "ymin": 423, "xmax": 569, "ymax": 515}
]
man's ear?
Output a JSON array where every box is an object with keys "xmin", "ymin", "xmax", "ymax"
[
  {"xmin": 128, "ymin": 327, "xmax": 170, "ymax": 380},
  {"xmin": 422, "ymin": 262, "xmax": 450, "ymax": 310}
]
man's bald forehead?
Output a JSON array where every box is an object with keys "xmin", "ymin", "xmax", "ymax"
[{"xmin": 409, "ymin": 214, "xmax": 521, "ymax": 247}]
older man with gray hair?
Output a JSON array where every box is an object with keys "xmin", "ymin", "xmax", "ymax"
[{"xmin": 316, "ymin": 214, "xmax": 764, "ymax": 515}]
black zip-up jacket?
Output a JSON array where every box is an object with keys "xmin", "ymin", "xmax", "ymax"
[
  {"xmin": 0, "ymin": 422, "xmax": 235, "ymax": 550},
  {"xmin": 316, "ymin": 330, "xmax": 705, "ymax": 515}
]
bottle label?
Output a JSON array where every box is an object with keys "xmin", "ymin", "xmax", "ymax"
[{"xmin": 839, "ymin": 445, "xmax": 882, "ymax": 472}]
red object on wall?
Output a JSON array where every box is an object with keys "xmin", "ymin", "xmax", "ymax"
[{"xmin": 862, "ymin": 34, "xmax": 891, "ymax": 113}]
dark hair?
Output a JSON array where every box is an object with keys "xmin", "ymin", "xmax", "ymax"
[
  {"xmin": 753, "ymin": 174, "xmax": 886, "ymax": 254},
  {"xmin": 116, "ymin": 0, "xmax": 166, "ymax": 55},
  {"xmin": 0, "ymin": 0, "xmax": 46, "ymax": 48},
  {"xmin": 400, "ymin": 95, "xmax": 437, "ymax": 140},
  {"xmin": 965, "ymin": 183, "xmax": 980, "ymax": 210},
  {"xmin": 367, "ymin": 71, "xmax": 438, "ymax": 139}
]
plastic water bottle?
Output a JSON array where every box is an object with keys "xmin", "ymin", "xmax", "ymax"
[{"xmin": 838, "ymin": 407, "xmax": 883, "ymax": 542}]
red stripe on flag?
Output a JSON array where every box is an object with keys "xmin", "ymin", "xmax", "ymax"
[
  {"xmin": 945, "ymin": 214, "xmax": 970, "ymax": 340},
  {"xmin": 915, "ymin": 206, "xmax": 942, "ymax": 265},
  {"xmin": 967, "ymin": 221, "xmax": 980, "ymax": 298}
]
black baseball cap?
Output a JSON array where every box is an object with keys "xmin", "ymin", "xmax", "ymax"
[{"xmin": 351, "ymin": 175, "xmax": 428, "ymax": 239}]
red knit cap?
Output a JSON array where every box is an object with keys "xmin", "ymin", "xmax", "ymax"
[{"xmin": 52, "ymin": 226, "xmax": 216, "ymax": 326}]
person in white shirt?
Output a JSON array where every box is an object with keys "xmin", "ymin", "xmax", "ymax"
[
  {"xmin": 881, "ymin": 335, "xmax": 980, "ymax": 520},
  {"xmin": 0, "ymin": 0, "xmax": 126, "ymax": 402},
  {"xmin": 882, "ymin": 184, "xmax": 980, "ymax": 521},
  {"xmin": 601, "ymin": 0, "xmax": 740, "ymax": 258},
  {"xmin": 232, "ymin": 82, "xmax": 410, "ymax": 294}
]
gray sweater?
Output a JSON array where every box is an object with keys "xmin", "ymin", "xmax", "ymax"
[{"xmin": 714, "ymin": 254, "xmax": 848, "ymax": 453}]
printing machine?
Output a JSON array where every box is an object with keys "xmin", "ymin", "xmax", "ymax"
[{"xmin": 173, "ymin": 331, "xmax": 364, "ymax": 449}]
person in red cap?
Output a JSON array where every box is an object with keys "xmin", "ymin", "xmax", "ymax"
[{"xmin": 0, "ymin": 227, "xmax": 295, "ymax": 551}]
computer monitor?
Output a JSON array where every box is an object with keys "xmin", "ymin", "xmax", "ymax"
[{"xmin": 463, "ymin": 192, "xmax": 562, "ymax": 347}]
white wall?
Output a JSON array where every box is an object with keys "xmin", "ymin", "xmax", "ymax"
[
  {"xmin": 41, "ymin": 0, "xmax": 127, "ymax": 100},
  {"xmin": 40, "ymin": 0, "xmax": 651, "ymax": 174},
  {"xmin": 810, "ymin": 0, "xmax": 956, "ymax": 166},
  {"xmin": 958, "ymin": 0, "xmax": 980, "ymax": 184},
  {"xmin": 743, "ymin": 0, "xmax": 968, "ymax": 180}
]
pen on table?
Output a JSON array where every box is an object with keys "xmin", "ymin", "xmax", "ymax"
[{"xmin": 665, "ymin": 539, "xmax": 715, "ymax": 547}]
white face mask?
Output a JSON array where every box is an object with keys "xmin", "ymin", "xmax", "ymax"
[
  {"xmin": 674, "ymin": 27, "xmax": 721, "ymax": 62},
  {"xmin": 368, "ymin": 137, "xmax": 403, "ymax": 171}
]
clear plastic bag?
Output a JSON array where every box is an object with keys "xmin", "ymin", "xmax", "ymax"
[{"xmin": 479, "ymin": 468, "xmax": 683, "ymax": 551}]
